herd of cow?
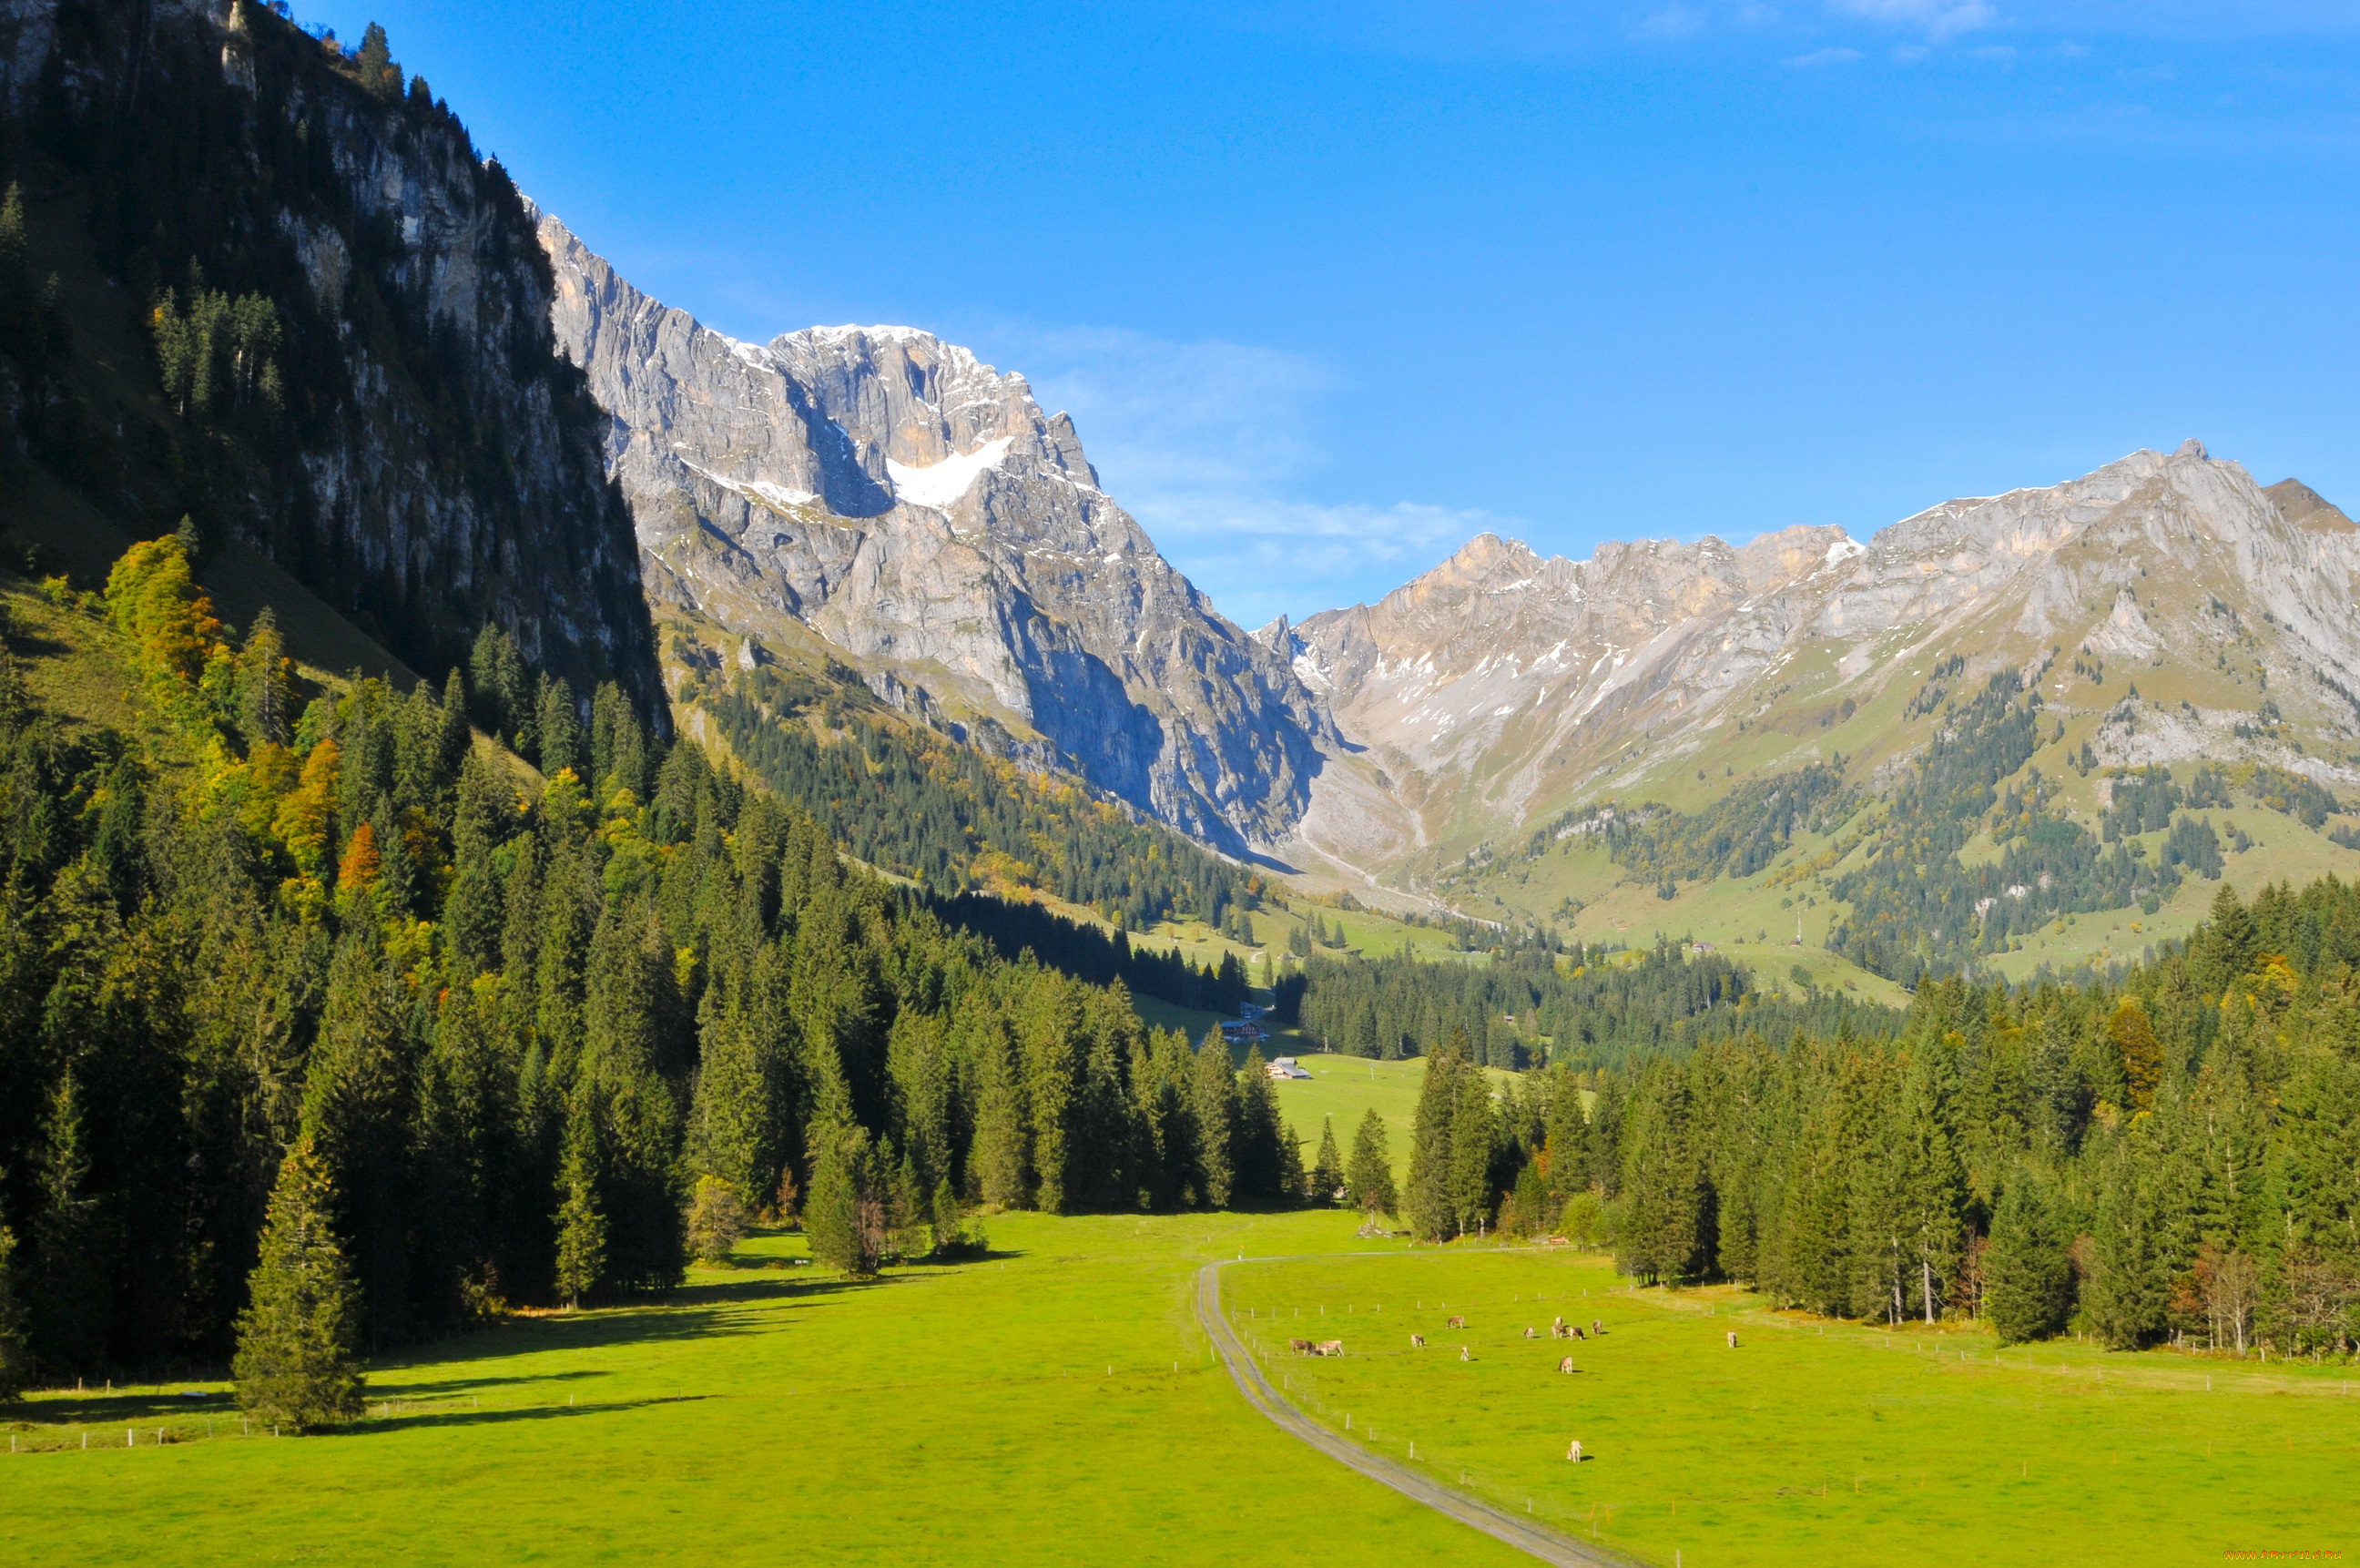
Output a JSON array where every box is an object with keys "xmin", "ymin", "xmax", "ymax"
[
  {"xmin": 1271, "ymin": 1305, "xmax": 1745, "ymax": 1470},
  {"xmin": 1287, "ymin": 1314, "xmax": 1612, "ymax": 1365}
]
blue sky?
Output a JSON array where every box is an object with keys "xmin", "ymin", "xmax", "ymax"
[{"xmin": 306, "ymin": 2, "xmax": 2360, "ymax": 629}]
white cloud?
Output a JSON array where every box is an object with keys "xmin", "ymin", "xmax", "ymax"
[
  {"xmin": 1828, "ymin": 0, "xmax": 1997, "ymax": 40},
  {"xmin": 1636, "ymin": 5, "xmax": 1707, "ymax": 40},
  {"xmin": 971, "ymin": 322, "xmax": 1511, "ymax": 623}
]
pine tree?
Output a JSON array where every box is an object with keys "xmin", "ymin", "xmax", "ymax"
[
  {"xmin": 806, "ymin": 1119, "xmax": 880, "ymax": 1275},
  {"xmin": 553, "ymin": 1107, "xmax": 605, "ymax": 1308},
  {"xmin": 1345, "ymin": 1109, "xmax": 1397, "ymax": 1217},
  {"xmin": 1406, "ymin": 1031, "xmax": 1466, "ymax": 1239},
  {"xmin": 2107, "ymin": 997, "xmax": 2162, "ymax": 1113},
  {"xmin": 685, "ymin": 1175, "xmax": 748, "ymax": 1267},
  {"xmin": 0, "ymin": 1226, "xmax": 28, "ymax": 1400},
  {"xmin": 1616, "ymin": 1064, "xmax": 1699, "ymax": 1285},
  {"xmin": 1309, "ymin": 1115, "xmax": 1345, "ymax": 1204},
  {"xmin": 232, "ymin": 1138, "xmax": 364, "ymax": 1431},
  {"xmin": 238, "ymin": 608, "xmax": 290, "ymax": 745},
  {"xmin": 1983, "ymin": 1178, "xmax": 2073, "ymax": 1344},
  {"xmin": 1446, "ymin": 1065, "xmax": 1499, "ymax": 1237},
  {"xmin": 1188, "ymin": 1030, "xmax": 1237, "ymax": 1208},
  {"xmin": 30, "ymin": 1068, "xmax": 107, "ymax": 1369}
]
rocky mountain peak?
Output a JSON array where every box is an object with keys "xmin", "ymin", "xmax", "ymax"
[
  {"xmin": 540, "ymin": 219, "xmax": 1333, "ymax": 851},
  {"xmin": 1278, "ymin": 441, "xmax": 2360, "ymax": 881}
]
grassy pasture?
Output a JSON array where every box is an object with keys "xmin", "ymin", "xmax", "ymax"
[
  {"xmin": 1225, "ymin": 1247, "xmax": 2360, "ymax": 1568},
  {"xmin": 1, "ymin": 1211, "xmax": 1522, "ymax": 1567}
]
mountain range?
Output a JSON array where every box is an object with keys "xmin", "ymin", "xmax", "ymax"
[{"xmin": 530, "ymin": 215, "xmax": 2360, "ymax": 923}]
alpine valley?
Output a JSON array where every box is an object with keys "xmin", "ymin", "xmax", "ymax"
[{"xmin": 534, "ymin": 214, "xmax": 2360, "ymax": 986}]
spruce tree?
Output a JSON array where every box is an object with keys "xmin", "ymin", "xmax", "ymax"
[
  {"xmin": 1188, "ymin": 1031, "xmax": 1237, "ymax": 1208},
  {"xmin": 807, "ymin": 1120, "xmax": 880, "ymax": 1275},
  {"xmin": 685, "ymin": 1175, "xmax": 749, "ymax": 1268},
  {"xmin": 1309, "ymin": 1115, "xmax": 1345, "ymax": 1204},
  {"xmin": 232, "ymin": 1138, "xmax": 364, "ymax": 1431},
  {"xmin": 1406, "ymin": 1031, "xmax": 1465, "ymax": 1239},
  {"xmin": 1984, "ymin": 1179, "xmax": 2073, "ymax": 1345},
  {"xmin": 1446, "ymin": 1066, "xmax": 1499, "ymax": 1237},
  {"xmin": 0, "ymin": 1226, "xmax": 28, "ymax": 1400},
  {"xmin": 1345, "ymin": 1109, "xmax": 1397, "ymax": 1217},
  {"xmin": 553, "ymin": 1108, "xmax": 605, "ymax": 1308}
]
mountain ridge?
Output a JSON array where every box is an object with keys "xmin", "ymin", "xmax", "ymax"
[{"xmin": 538, "ymin": 215, "xmax": 1334, "ymax": 855}]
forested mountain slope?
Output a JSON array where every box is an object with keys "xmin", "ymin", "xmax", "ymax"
[
  {"xmin": 0, "ymin": 534, "xmax": 1302, "ymax": 1375},
  {"xmin": 0, "ymin": 0, "xmax": 662, "ymax": 718}
]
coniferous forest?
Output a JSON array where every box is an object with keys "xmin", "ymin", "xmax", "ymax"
[
  {"xmin": 1389, "ymin": 879, "xmax": 2360, "ymax": 1356},
  {"xmin": 0, "ymin": 537, "xmax": 1303, "ymax": 1382}
]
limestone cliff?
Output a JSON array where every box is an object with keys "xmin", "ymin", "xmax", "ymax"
[
  {"xmin": 540, "ymin": 217, "xmax": 1331, "ymax": 851},
  {"xmin": 0, "ymin": 0, "xmax": 662, "ymax": 714}
]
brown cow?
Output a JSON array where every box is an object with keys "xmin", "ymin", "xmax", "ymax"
[
  {"xmin": 1316, "ymin": 1340, "xmax": 1343, "ymax": 1357},
  {"xmin": 1572, "ymin": 1327, "xmax": 1586, "ymax": 1340},
  {"xmin": 1410, "ymin": 1333, "xmax": 1426, "ymax": 1349},
  {"xmin": 1446, "ymin": 1315, "xmax": 1465, "ymax": 1329},
  {"xmin": 1558, "ymin": 1356, "xmax": 1576, "ymax": 1374},
  {"xmin": 1592, "ymin": 1319, "xmax": 1605, "ymax": 1336},
  {"xmin": 1289, "ymin": 1338, "xmax": 1314, "ymax": 1354},
  {"xmin": 1523, "ymin": 1326, "xmax": 1536, "ymax": 1339}
]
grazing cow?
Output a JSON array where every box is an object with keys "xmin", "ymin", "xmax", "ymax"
[
  {"xmin": 1523, "ymin": 1327, "xmax": 1536, "ymax": 1339},
  {"xmin": 1446, "ymin": 1315, "xmax": 1465, "ymax": 1329},
  {"xmin": 1289, "ymin": 1338, "xmax": 1314, "ymax": 1354},
  {"xmin": 1558, "ymin": 1356, "xmax": 1576, "ymax": 1374},
  {"xmin": 1592, "ymin": 1319, "xmax": 1604, "ymax": 1336},
  {"xmin": 1459, "ymin": 1345, "xmax": 1472, "ymax": 1361},
  {"xmin": 1726, "ymin": 1330, "xmax": 1739, "ymax": 1349},
  {"xmin": 1573, "ymin": 1327, "xmax": 1586, "ymax": 1340},
  {"xmin": 1316, "ymin": 1340, "xmax": 1343, "ymax": 1357},
  {"xmin": 1410, "ymin": 1333, "xmax": 1426, "ymax": 1349},
  {"xmin": 1567, "ymin": 1440, "xmax": 1584, "ymax": 1463}
]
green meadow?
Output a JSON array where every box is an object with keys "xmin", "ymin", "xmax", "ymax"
[
  {"xmin": 1223, "ymin": 1248, "xmax": 2360, "ymax": 1568},
  {"xmin": 3, "ymin": 1212, "xmax": 1522, "ymax": 1567},
  {"xmin": 9, "ymin": 1211, "xmax": 2358, "ymax": 1565}
]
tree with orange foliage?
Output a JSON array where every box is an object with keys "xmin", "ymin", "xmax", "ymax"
[
  {"xmin": 336, "ymin": 821, "xmax": 380, "ymax": 892},
  {"xmin": 2106, "ymin": 997, "xmax": 2162, "ymax": 1113}
]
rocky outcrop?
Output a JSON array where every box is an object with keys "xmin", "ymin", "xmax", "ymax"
[
  {"xmin": 1286, "ymin": 441, "xmax": 2360, "ymax": 873},
  {"xmin": 5, "ymin": 0, "xmax": 662, "ymax": 715},
  {"xmin": 540, "ymin": 218, "xmax": 1332, "ymax": 851}
]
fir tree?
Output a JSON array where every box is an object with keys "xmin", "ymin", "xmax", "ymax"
[
  {"xmin": 232, "ymin": 1138, "xmax": 364, "ymax": 1431},
  {"xmin": 0, "ymin": 1226, "xmax": 28, "ymax": 1400},
  {"xmin": 1188, "ymin": 1031, "xmax": 1237, "ymax": 1208},
  {"xmin": 1983, "ymin": 1178, "xmax": 2073, "ymax": 1345},
  {"xmin": 1345, "ymin": 1109, "xmax": 1397, "ymax": 1216},
  {"xmin": 1406, "ymin": 1031, "xmax": 1467, "ymax": 1239},
  {"xmin": 685, "ymin": 1175, "xmax": 749, "ymax": 1267},
  {"xmin": 807, "ymin": 1119, "xmax": 881, "ymax": 1275},
  {"xmin": 1309, "ymin": 1115, "xmax": 1345, "ymax": 1204},
  {"xmin": 553, "ymin": 1107, "xmax": 606, "ymax": 1308}
]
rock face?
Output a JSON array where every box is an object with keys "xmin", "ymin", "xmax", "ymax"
[
  {"xmin": 3, "ymin": 0, "xmax": 663, "ymax": 714},
  {"xmin": 540, "ymin": 218, "xmax": 1331, "ymax": 851},
  {"xmin": 1281, "ymin": 441, "xmax": 2360, "ymax": 873}
]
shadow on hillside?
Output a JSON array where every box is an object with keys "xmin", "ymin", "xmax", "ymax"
[
  {"xmin": 341, "ymin": 1393, "xmax": 717, "ymax": 1437},
  {"xmin": 17, "ymin": 1388, "xmax": 235, "ymax": 1425}
]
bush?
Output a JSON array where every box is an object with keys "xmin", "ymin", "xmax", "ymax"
[{"xmin": 1559, "ymin": 1190, "xmax": 1610, "ymax": 1248}]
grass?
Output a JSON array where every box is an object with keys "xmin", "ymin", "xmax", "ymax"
[
  {"xmin": 10, "ymin": 1213, "xmax": 2353, "ymax": 1565},
  {"xmin": 1224, "ymin": 1247, "xmax": 2360, "ymax": 1568},
  {"xmin": 0, "ymin": 1210, "xmax": 1528, "ymax": 1567}
]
